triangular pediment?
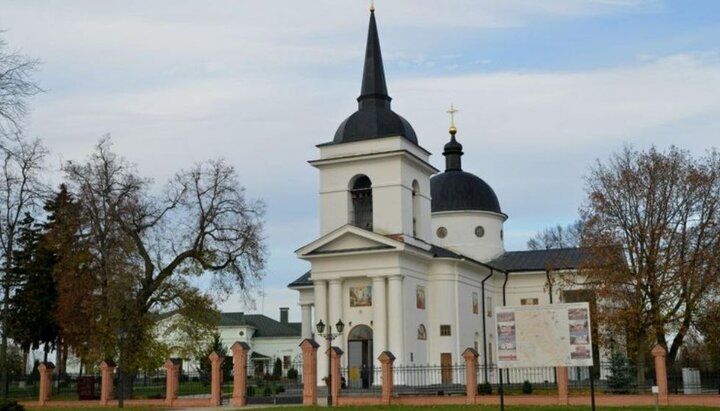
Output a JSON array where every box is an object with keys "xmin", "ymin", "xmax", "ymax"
[{"xmin": 296, "ymin": 225, "xmax": 400, "ymax": 258}]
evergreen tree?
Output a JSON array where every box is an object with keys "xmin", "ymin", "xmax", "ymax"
[
  {"xmin": 5, "ymin": 212, "xmax": 58, "ymax": 358},
  {"xmin": 606, "ymin": 350, "xmax": 633, "ymax": 394},
  {"xmin": 196, "ymin": 333, "xmax": 232, "ymax": 385}
]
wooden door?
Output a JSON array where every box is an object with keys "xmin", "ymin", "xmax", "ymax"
[{"xmin": 440, "ymin": 353, "xmax": 452, "ymax": 384}]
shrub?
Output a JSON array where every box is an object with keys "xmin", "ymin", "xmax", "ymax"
[
  {"xmin": 246, "ymin": 386, "xmax": 256, "ymax": 397},
  {"xmin": 287, "ymin": 367, "xmax": 298, "ymax": 380},
  {"xmin": 0, "ymin": 399, "xmax": 25, "ymax": 411},
  {"xmin": 263, "ymin": 386, "xmax": 273, "ymax": 396},
  {"xmin": 275, "ymin": 384, "xmax": 285, "ymax": 394},
  {"xmin": 522, "ymin": 380, "xmax": 533, "ymax": 394},
  {"xmin": 478, "ymin": 382, "xmax": 492, "ymax": 395},
  {"xmin": 272, "ymin": 358, "xmax": 283, "ymax": 380}
]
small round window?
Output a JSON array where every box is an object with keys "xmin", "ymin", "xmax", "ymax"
[
  {"xmin": 239, "ymin": 331, "xmax": 245, "ymax": 336},
  {"xmin": 474, "ymin": 226, "xmax": 485, "ymax": 238},
  {"xmin": 436, "ymin": 227, "xmax": 448, "ymax": 238}
]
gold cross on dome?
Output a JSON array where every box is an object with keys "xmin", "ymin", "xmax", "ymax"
[{"xmin": 447, "ymin": 103, "xmax": 458, "ymax": 128}]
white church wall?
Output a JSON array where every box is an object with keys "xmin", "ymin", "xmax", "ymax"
[
  {"xmin": 431, "ymin": 211, "xmax": 506, "ymax": 262},
  {"xmin": 503, "ymin": 272, "xmax": 552, "ymax": 307},
  {"xmin": 401, "ymin": 273, "xmax": 430, "ymax": 365}
]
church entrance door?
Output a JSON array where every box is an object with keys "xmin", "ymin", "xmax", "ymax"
[
  {"xmin": 347, "ymin": 325, "xmax": 373, "ymax": 388},
  {"xmin": 440, "ymin": 353, "xmax": 453, "ymax": 384}
]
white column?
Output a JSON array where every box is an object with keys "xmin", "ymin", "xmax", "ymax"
[
  {"xmin": 387, "ymin": 275, "xmax": 404, "ymax": 365},
  {"xmin": 372, "ymin": 276, "xmax": 387, "ymax": 369},
  {"xmin": 328, "ymin": 279, "xmax": 343, "ymax": 352},
  {"xmin": 314, "ymin": 280, "xmax": 328, "ymax": 385},
  {"xmin": 300, "ymin": 304, "xmax": 313, "ymax": 340}
]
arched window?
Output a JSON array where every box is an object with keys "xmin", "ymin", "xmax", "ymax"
[
  {"xmin": 411, "ymin": 180, "xmax": 420, "ymax": 237},
  {"xmin": 350, "ymin": 175, "xmax": 373, "ymax": 230}
]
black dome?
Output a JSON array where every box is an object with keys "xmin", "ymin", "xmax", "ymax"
[
  {"xmin": 431, "ymin": 171, "xmax": 502, "ymax": 214},
  {"xmin": 334, "ymin": 108, "xmax": 418, "ymax": 144}
]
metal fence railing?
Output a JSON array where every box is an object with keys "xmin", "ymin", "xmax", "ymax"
[
  {"xmin": 393, "ymin": 364, "xmax": 466, "ymax": 396},
  {"xmin": 338, "ymin": 366, "xmax": 382, "ymax": 396},
  {"xmin": 668, "ymin": 362, "xmax": 720, "ymax": 394}
]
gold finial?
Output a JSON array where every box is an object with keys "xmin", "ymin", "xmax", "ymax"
[
  {"xmin": 370, "ymin": 0, "xmax": 375, "ymax": 12},
  {"xmin": 447, "ymin": 103, "xmax": 458, "ymax": 135}
]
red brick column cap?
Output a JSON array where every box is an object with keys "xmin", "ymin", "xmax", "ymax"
[
  {"xmin": 651, "ymin": 345, "xmax": 667, "ymax": 357},
  {"xmin": 100, "ymin": 360, "xmax": 116, "ymax": 369},
  {"xmin": 209, "ymin": 350, "xmax": 225, "ymax": 361},
  {"xmin": 378, "ymin": 351, "xmax": 396, "ymax": 363},
  {"xmin": 231, "ymin": 341, "xmax": 251, "ymax": 352},
  {"xmin": 300, "ymin": 338, "xmax": 320, "ymax": 349},
  {"xmin": 38, "ymin": 362, "xmax": 56, "ymax": 371},
  {"xmin": 327, "ymin": 346, "xmax": 344, "ymax": 357},
  {"xmin": 165, "ymin": 358, "xmax": 182, "ymax": 368},
  {"xmin": 462, "ymin": 348, "xmax": 479, "ymax": 359}
]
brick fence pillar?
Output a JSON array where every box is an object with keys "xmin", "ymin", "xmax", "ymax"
[
  {"xmin": 329, "ymin": 347, "xmax": 343, "ymax": 406},
  {"xmin": 378, "ymin": 351, "xmax": 396, "ymax": 405},
  {"xmin": 209, "ymin": 351, "xmax": 225, "ymax": 406},
  {"xmin": 556, "ymin": 367, "xmax": 569, "ymax": 405},
  {"xmin": 231, "ymin": 341, "xmax": 250, "ymax": 407},
  {"xmin": 300, "ymin": 339, "xmax": 320, "ymax": 406},
  {"xmin": 463, "ymin": 348, "xmax": 479, "ymax": 404},
  {"xmin": 164, "ymin": 358, "xmax": 181, "ymax": 406},
  {"xmin": 99, "ymin": 360, "xmax": 116, "ymax": 406},
  {"xmin": 652, "ymin": 345, "xmax": 669, "ymax": 405},
  {"xmin": 37, "ymin": 362, "xmax": 55, "ymax": 406}
]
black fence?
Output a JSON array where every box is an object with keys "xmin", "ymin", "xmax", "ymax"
[
  {"xmin": 668, "ymin": 362, "xmax": 720, "ymax": 394},
  {"xmin": 245, "ymin": 360, "xmax": 303, "ymax": 405},
  {"xmin": 338, "ymin": 366, "xmax": 382, "ymax": 396}
]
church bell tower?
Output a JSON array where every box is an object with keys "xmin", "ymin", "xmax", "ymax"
[{"xmin": 310, "ymin": 8, "xmax": 437, "ymax": 245}]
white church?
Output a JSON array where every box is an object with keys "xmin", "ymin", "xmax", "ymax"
[{"xmin": 289, "ymin": 9, "xmax": 588, "ymax": 384}]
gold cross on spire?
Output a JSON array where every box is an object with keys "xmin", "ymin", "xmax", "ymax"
[
  {"xmin": 447, "ymin": 103, "xmax": 458, "ymax": 135},
  {"xmin": 370, "ymin": 0, "xmax": 375, "ymax": 12}
]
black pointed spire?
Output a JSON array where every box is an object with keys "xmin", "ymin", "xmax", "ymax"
[
  {"xmin": 331, "ymin": 8, "xmax": 418, "ymax": 145},
  {"xmin": 358, "ymin": 9, "xmax": 391, "ymax": 110}
]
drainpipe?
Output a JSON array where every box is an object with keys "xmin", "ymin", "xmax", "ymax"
[
  {"xmin": 546, "ymin": 270, "xmax": 553, "ymax": 304},
  {"xmin": 502, "ymin": 272, "xmax": 509, "ymax": 306},
  {"xmin": 480, "ymin": 268, "xmax": 494, "ymax": 383}
]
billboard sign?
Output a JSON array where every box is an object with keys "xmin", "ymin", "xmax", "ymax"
[{"xmin": 495, "ymin": 302, "xmax": 593, "ymax": 368}]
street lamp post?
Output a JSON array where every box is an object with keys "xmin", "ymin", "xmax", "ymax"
[{"xmin": 315, "ymin": 318, "xmax": 344, "ymax": 407}]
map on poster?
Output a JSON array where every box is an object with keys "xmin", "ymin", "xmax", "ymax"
[{"xmin": 495, "ymin": 302, "xmax": 593, "ymax": 368}]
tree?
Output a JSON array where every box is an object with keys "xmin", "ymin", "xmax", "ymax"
[
  {"xmin": 60, "ymin": 137, "xmax": 265, "ymax": 390},
  {"xmin": 579, "ymin": 146, "xmax": 720, "ymax": 371},
  {"xmin": 0, "ymin": 136, "xmax": 47, "ymax": 396},
  {"xmin": 0, "ymin": 36, "xmax": 42, "ymax": 138},
  {"xmin": 0, "ymin": 33, "xmax": 44, "ymax": 396},
  {"xmin": 527, "ymin": 220, "xmax": 583, "ymax": 250},
  {"xmin": 5, "ymin": 212, "xmax": 59, "ymax": 363},
  {"xmin": 606, "ymin": 350, "xmax": 633, "ymax": 394},
  {"xmin": 195, "ymin": 333, "xmax": 232, "ymax": 385}
]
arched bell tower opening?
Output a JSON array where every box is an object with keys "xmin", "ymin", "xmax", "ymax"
[
  {"xmin": 412, "ymin": 180, "xmax": 420, "ymax": 237},
  {"xmin": 347, "ymin": 324, "xmax": 374, "ymax": 388},
  {"xmin": 349, "ymin": 175, "xmax": 373, "ymax": 230}
]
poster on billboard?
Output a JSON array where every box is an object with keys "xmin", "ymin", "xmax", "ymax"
[{"xmin": 495, "ymin": 302, "xmax": 593, "ymax": 368}]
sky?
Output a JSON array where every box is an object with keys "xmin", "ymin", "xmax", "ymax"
[{"xmin": 2, "ymin": 0, "xmax": 719, "ymax": 322}]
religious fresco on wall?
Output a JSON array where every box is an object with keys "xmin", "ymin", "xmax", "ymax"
[
  {"xmin": 472, "ymin": 292, "xmax": 479, "ymax": 314},
  {"xmin": 349, "ymin": 286, "xmax": 372, "ymax": 307},
  {"xmin": 416, "ymin": 285, "xmax": 426, "ymax": 309},
  {"xmin": 417, "ymin": 324, "xmax": 427, "ymax": 340}
]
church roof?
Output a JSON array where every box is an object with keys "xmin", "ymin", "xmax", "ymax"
[
  {"xmin": 430, "ymin": 130, "xmax": 503, "ymax": 214},
  {"xmin": 487, "ymin": 247, "xmax": 587, "ymax": 272},
  {"xmin": 288, "ymin": 270, "xmax": 312, "ymax": 288},
  {"xmin": 220, "ymin": 312, "xmax": 301, "ymax": 338},
  {"xmin": 328, "ymin": 9, "xmax": 418, "ymax": 146}
]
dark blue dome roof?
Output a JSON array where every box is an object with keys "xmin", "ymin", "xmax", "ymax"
[
  {"xmin": 431, "ymin": 171, "xmax": 502, "ymax": 213},
  {"xmin": 334, "ymin": 108, "xmax": 417, "ymax": 144}
]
